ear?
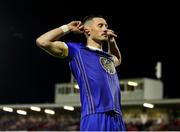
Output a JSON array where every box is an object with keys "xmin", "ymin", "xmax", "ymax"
[{"xmin": 84, "ymin": 27, "xmax": 90, "ymax": 36}]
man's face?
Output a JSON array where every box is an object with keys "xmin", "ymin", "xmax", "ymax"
[{"xmin": 87, "ymin": 18, "xmax": 108, "ymax": 42}]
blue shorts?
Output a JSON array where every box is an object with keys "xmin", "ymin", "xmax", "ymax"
[{"xmin": 80, "ymin": 111, "xmax": 126, "ymax": 131}]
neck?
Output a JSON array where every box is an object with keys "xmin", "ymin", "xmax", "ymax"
[{"xmin": 86, "ymin": 39, "xmax": 102, "ymax": 50}]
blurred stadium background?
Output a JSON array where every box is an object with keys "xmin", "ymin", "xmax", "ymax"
[{"xmin": 0, "ymin": 77, "xmax": 180, "ymax": 131}]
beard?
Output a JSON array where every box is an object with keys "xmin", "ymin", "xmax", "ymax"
[
  {"xmin": 93, "ymin": 38, "xmax": 107, "ymax": 44},
  {"xmin": 95, "ymin": 35, "xmax": 108, "ymax": 43},
  {"xmin": 100, "ymin": 37, "xmax": 109, "ymax": 44}
]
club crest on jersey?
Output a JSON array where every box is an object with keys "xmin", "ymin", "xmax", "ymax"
[{"xmin": 100, "ymin": 57, "xmax": 116, "ymax": 74}]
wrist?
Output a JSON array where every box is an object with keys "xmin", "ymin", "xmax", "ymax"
[{"xmin": 60, "ymin": 25, "xmax": 70, "ymax": 34}]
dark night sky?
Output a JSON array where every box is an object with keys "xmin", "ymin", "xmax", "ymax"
[{"xmin": 0, "ymin": 1, "xmax": 179, "ymax": 104}]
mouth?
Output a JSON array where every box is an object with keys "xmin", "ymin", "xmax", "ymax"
[{"xmin": 102, "ymin": 33, "xmax": 108, "ymax": 37}]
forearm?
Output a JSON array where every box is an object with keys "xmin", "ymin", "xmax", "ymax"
[
  {"xmin": 36, "ymin": 21, "xmax": 83, "ymax": 58},
  {"xmin": 108, "ymin": 38, "xmax": 121, "ymax": 63},
  {"xmin": 36, "ymin": 26, "xmax": 68, "ymax": 46}
]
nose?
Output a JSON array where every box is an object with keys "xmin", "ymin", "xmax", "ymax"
[{"xmin": 103, "ymin": 26, "xmax": 108, "ymax": 32}]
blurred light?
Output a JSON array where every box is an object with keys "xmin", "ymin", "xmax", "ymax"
[
  {"xmin": 74, "ymin": 84, "xmax": 79, "ymax": 89},
  {"xmin": 44, "ymin": 109, "xmax": 55, "ymax": 115},
  {"xmin": 17, "ymin": 110, "xmax": 27, "ymax": 115},
  {"xmin": 128, "ymin": 81, "xmax": 138, "ymax": 86},
  {"xmin": 64, "ymin": 106, "xmax": 74, "ymax": 111},
  {"xmin": 30, "ymin": 106, "xmax": 41, "ymax": 112},
  {"xmin": 155, "ymin": 61, "xmax": 162, "ymax": 79},
  {"xmin": 143, "ymin": 103, "xmax": 154, "ymax": 108},
  {"xmin": 3, "ymin": 107, "xmax": 13, "ymax": 112}
]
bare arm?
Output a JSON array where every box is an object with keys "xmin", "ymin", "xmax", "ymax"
[
  {"xmin": 107, "ymin": 30, "xmax": 121, "ymax": 67},
  {"xmin": 36, "ymin": 21, "xmax": 83, "ymax": 58}
]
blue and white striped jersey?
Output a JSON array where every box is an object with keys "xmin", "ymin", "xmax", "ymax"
[{"xmin": 66, "ymin": 42, "xmax": 122, "ymax": 118}]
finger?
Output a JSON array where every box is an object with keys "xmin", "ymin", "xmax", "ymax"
[
  {"xmin": 78, "ymin": 25, "xmax": 84, "ymax": 31},
  {"xmin": 77, "ymin": 21, "xmax": 82, "ymax": 27},
  {"xmin": 107, "ymin": 29, "xmax": 117, "ymax": 37},
  {"xmin": 108, "ymin": 32, "xmax": 117, "ymax": 37},
  {"xmin": 111, "ymin": 33, "xmax": 117, "ymax": 37},
  {"xmin": 107, "ymin": 29, "xmax": 115, "ymax": 33}
]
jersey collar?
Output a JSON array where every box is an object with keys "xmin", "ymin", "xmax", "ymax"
[{"xmin": 86, "ymin": 45, "xmax": 103, "ymax": 51}]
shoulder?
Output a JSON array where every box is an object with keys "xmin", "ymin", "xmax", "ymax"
[
  {"xmin": 65, "ymin": 42, "xmax": 85, "ymax": 58},
  {"xmin": 66, "ymin": 42, "xmax": 85, "ymax": 49}
]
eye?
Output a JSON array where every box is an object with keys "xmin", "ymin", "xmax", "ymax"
[
  {"xmin": 97, "ymin": 23, "xmax": 108, "ymax": 28},
  {"xmin": 98, "ymin": 23, "xmax": 103, "ymax": 28}
]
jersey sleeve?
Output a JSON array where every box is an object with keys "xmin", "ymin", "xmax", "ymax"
[{"xmin": 65, "ymin": 42, "xmax": 81, "ymax": 59}]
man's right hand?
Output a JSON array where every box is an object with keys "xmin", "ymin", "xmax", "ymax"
[{"xmin": 67, "ymin": 21, "xmax": 84, "ymax": 34}]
